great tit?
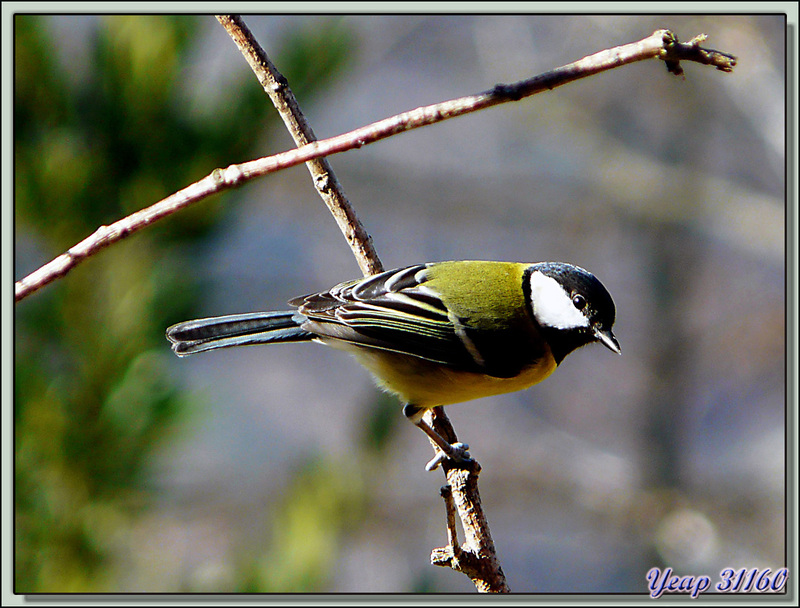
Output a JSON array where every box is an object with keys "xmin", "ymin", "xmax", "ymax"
[{"xmin": 167, "ymin": 261, "xmax": 620, "ymax": 470}]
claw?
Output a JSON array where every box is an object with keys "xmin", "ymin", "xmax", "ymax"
[
  {"xmin": 425, "ymin": 442, "xmax": 471, "ymax": 471},
  {"xmin": 425, "ymin": 452, "xmax": 448, "ymax": 471}
]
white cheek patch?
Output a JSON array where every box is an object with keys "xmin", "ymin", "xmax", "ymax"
[{"xmin": 529, "ymin": 271, "xmax": 590, "ymax": 330}]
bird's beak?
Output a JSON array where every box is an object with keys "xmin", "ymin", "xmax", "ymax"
[{"xmin": 594, "ymin": 327, "xmax": 621, "ymax": 354}]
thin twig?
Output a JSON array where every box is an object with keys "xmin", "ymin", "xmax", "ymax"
[
  {"xmin": 15, "ymin": 28, "xmax": 735, "ymax": 302},
  {"xmin": 215, "ymin": 16, "xmax": 509, "ymax": 591},
  {"xmin": 438, "ymin": 485, "xmax": 460, "ymax": 554},
  {"xmin": 662, "ymin": 32, "xmax": 737, "ymax": 75},
  {"xmin": 215, "ymin": 15, "xmax": 382, "ymax": 277},
  {"xmin": 14, "ymin": 171, "xmax": 238, "ymax": 301},
  {"xmin": 426, "ymin": 408, "xmax": 510, "ymax": 592}
]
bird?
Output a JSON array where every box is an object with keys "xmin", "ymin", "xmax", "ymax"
[{"xmin": 166, "ymin": 260, "xmax": 620, "ymax": 470}]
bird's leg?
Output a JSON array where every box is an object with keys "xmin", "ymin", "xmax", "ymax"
[{"xmin": 403, "ymin": 404, "xmax": 471, "ymax": 471}]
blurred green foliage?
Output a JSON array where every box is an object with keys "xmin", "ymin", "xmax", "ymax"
[
  {"xmin": 241, "ymin": 457, "xmax": 367, "ymax": 592},
  {"xmin": 15, "ymin": 15, "xmax": 354, "ymax": 592}
]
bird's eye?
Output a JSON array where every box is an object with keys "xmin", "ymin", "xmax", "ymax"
[{"xmin": 572, "ymin": 294, "xmax": 587, "ymax": 310}]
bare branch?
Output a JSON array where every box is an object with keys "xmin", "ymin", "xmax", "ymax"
[
  {"xmin": 426, "ymin": 408, "xmax": 510, "ymax": 592},
  {"xmin": 437, "ymin": 484, "xmax": 461, "ymax": 553},
  {"xmin": 14, "ymin": 170, "xmax": 240, "ymax": 301},
  {"xmin": 661, "ymin": 32, "xmax": 737, "ymax": 75},
  {"xmin": 214, "ymin": 17, "xmax": 510, "ymax": 592},
  {"xmin": 15, "ymin": 29, "xmax": 735, "ymax": 301},
  {"xmin": 215, "ymin": 15, "xmax": 383, "ymax": 277}
]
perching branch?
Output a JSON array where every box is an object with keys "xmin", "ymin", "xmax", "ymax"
[
  {"xmin": 214, "ymin": 16, "xmax": 507, "ymax": 591},
  {"xmin": 215, "ymin": 15, "xmax": 383, "ymax": 277},
  {"xmin": 427, "ymin": 408, "xmax": 510, "ymax": 592},
  {"xmin": 14, "ymin": 28, "xmax": 735, "ymax": 303}
]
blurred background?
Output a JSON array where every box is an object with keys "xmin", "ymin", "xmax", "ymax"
[{"xmin": 13, "ymin": 14, "xmax": 788, "ymax": 594}]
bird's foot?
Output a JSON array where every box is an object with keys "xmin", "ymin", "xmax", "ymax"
[{"xmin": 425, "ymin": 442, "xmax": 471, "ymax": 471}]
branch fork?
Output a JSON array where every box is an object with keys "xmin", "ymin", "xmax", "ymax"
[{"xmin": 432, "ymin": 466, "xmax": 510, "ymax": 593}]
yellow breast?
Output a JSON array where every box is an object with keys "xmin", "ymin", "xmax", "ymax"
[{"xmin": 339, "ymin": 342, "xmax": 557, "ymax": 408}]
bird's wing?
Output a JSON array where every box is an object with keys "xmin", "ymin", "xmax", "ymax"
[{"xmin": 288, "ymin": 265, "xmax": 481, "ymax": 370}]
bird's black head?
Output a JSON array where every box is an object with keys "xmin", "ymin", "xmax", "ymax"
[{"xmin": 525, "ymin": 262, "xmax": 620, "ymax": 364}]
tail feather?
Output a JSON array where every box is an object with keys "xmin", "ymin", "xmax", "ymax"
[{"xmin": 166, "ymin": 311, "xmax": 313, "ymax": 356}]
